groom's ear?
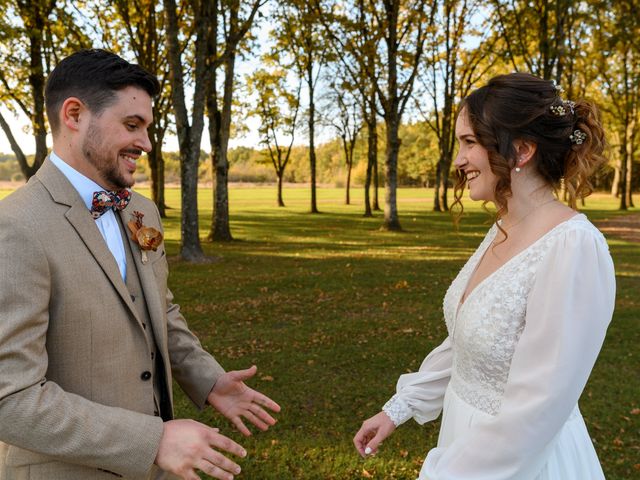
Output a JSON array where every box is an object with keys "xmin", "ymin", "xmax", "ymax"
[{"xmin": 60, "ymin": 97, "xmax": 87, "ymax": 133}]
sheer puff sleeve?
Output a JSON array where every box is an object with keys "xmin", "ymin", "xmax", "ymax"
[
  {"xmin": 382, "ymin": 336, "xmax": 453, "ymax": 427},
  {"xmin": 421, "ymin": 223, "xmax": 616, "ymax": 479}
]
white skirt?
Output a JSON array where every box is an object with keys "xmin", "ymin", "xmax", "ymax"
[{"xmin": 418, "ymin": 386, "xmax": 605, "ymax": 480}]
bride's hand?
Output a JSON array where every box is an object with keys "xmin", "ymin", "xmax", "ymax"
[{"xmin": 353, "ymin": 411, "xmax": 396, "ymax": 458}]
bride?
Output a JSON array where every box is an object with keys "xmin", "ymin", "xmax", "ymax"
[{"xmin": 353, "ymin": 73, "xmax": 616, "ymax": 479}]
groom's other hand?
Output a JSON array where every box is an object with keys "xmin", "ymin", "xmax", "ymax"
[
  {"xmin": 353, "ymin": 411, "xmax": 396, "ymax": 458},
  {"xmin": 207, "ymin": 365, "xmax": 281, "ymax": 436},
  {"xmin": 155, "ymin": 419, "xmax": 246, "ymax": 480}
]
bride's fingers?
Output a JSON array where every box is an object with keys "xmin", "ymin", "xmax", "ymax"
[
  {"xmin": 364, "ymin": 430, "xmax": 386, "ymax": 456},
  {"xmin": 353, "ymin": 427, "xmax": 373, "ymax": 457}
]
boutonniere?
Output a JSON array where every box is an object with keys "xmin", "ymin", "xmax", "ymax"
[{"xmin": 127, "ymin": 211, "xmax": 163, "ymax": 264}]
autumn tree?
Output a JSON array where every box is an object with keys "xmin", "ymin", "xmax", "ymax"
[
  {"xmin": 417, "ymin": 0, "xmax": 498, "ymax": 211},
  {"xmin": 273, "ymin": 0, "xmax": 330, "ymax": 214},
  {"xmin": 593, "ymin": 0, "xmax": 639, "ymax": 210},
  {"xmin": 0, "ymin": 0, "xmax": 88, "ymax": 179},
  {"xmin": 207, "ymin": 0, "xmax": 263, "ymax": 241},
  {"xmin": 246, "ymin": 68, "xmax": 301, "ymax": 207},
  {"xmin": 323, "ymin": 79, "xmax": 362, "ymax": 205},
  {"xmin": 320, "ymin": 0, "xmax": 435, "ymax": 229},
  {"xmin": 163, "ymin": 0, "xmax": 213, "ymax": 261},
  {"xmin": 490, "ymin": 0, "xmax": 574, "ymax": 82},
  {"xmin": 316, "ymin": 0, "xmax": 383, "ymax": 216},
  {"xmin": 97, "ymin": 0, "xmax": 173, "ymax": 216}
]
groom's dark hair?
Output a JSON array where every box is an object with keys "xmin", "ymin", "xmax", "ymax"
[{"xmin": 45, "ymin": 49, "xmax": 160, "ymax": 134}]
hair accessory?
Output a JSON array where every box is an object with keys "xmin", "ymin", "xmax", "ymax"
[
  {"xmin": 551, "ymin": 80, "xmax": 564, "ymax": 93},
  {"xmin": 569, "ymin": 129, "xmax": 587, "ymax": 145},
  {"xmin": 550, "ymin": 99, "xmax": 576, "ymax": 117},
  {"xmin": 564, "ymin": 100, "xmax": 576, "ymax": 114}
]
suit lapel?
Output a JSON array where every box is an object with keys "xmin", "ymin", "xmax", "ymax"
[
  {"xmin": 118, "ymin": 198, "xmax": 167, "ymax": 349},
  {"xmin": 36, "ymin": 159, "xmax": 142, "ymax": 327}
]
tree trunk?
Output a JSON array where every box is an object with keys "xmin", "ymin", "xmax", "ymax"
[
  {"xmin": 0, "ymin": 112, "xmax": 30, "ymax": 180},
  {"xmin": 149, "ymin": 145, "xmax": 166, "ymax": 217},
  {"xmin": 433, "ymin": 159, "xmax": 443, "ymax": 211},
  {"xmin": 373, "ymin": 150, "xmax": 380, "ymax": 211},
  {"xmin": 346, "ymin": 160, "xmax": 352, "ymax": 205},
  {"xmin": 440, "ymin": 166, "xmax": 450, "ymax": 211},
  {"xmin": 181, "ymin": 144, "xmax": 204, "ymax": 259},
  {"xmin": 363, "ymin": 110, "xmax": 376, "ymax": 217},
  {"xmin": 210, "ymin": 50, "xmax": 236, "ymax": 242},
  {"xmin": 625, "ymin": 132, "xmax": 634, "ymax": 208},
  {"xmin": 277, "ymin": 172, "xmax": 285, "ymax": 207},
  {"xmin": 26, "ymin": 2, "xmax": 48, "ymax": 178},
  {"xmin": 383, "ymin": 111, "xmax": 402, "ymax": 231},
  {"xmin": 307, "ymin": 61, "xmax": 319, "ymax": 214},
  {"xmin": 611, "ymin": 159, "xmax": 621, "ymax": 197},
  {"xmin": 618, "ymin": 142, "xmax": 628, "ymax": 210},
  {"xmin": 163, "ymin": 0, "xmax": 207, "ymax": 262},
  {"xmin": 148, "ymin": 122, "xmax": 166, "ymax": 217}
]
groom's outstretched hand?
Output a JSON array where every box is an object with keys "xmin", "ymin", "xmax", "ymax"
[
  {"xmin": 207, "ymin": 365, "xmax": 281, "ymax": 436},
  {"xmin": 354, "ymin": 411, "xmax": 396, "ymax": 458},
  {"xmin": 155, "ymin": 419, "xmax": 246, "ymax": 480}
]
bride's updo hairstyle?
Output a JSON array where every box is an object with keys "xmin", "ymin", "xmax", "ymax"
[{"xmin": 452, "ymin": 72, "xmax": 607, "ymax": 222}]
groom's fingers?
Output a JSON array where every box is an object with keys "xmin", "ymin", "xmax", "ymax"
[
  {"xmin": 242, "ymin": 409, "xmax": 270, "ymax": 431},
  {"xmin": 230, "ymin": 365, "xmax": 258, "ymax": 382},
  {"xmin": 207, "ymin": 430, "xmax": 247, "ymax": 458},
  {"xmin": 253, "ymin": 391, "xmax": 282, "ymax": 413},
  {"xmin": 201, "ymin": 449, "xmax": 241, "ymax": 475},
  {"xmin": 250, "ymin": 403, "xmax": 278, "ymax": 426},
  {"xmin": 197, "ymin": 454, "xmax": 241, "ymax": 480},
  {"xmin": 231, "ymin": 416, "xmax": 252, "ymax": 437}
]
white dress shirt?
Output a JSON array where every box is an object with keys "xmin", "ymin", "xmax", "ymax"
[{"xmin": 49, "ymin": 152, "xmax": 127, "ymax": 280}]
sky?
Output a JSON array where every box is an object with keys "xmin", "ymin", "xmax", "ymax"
[{"xmin": 0, "ymin": 104, "xmax": 265, "ymax": 157}]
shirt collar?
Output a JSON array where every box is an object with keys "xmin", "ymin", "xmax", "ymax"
[{"xmin": 49, "ymin": 151, "xmax": 111, "ymax": 211}]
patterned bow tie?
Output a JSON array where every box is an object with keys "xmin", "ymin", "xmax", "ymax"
[{"xmin": 90, "ymin": 190, "xmax": 132, "ymax": 219}]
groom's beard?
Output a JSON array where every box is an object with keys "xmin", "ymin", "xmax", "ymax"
[{"xmin": 82, "ymin": 121, "xmax": 133, "ymax": 190}]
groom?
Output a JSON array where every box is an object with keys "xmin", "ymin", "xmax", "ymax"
[{"xmin": 0, "ymin": 49, "xmax": 279, "ymax": 480}]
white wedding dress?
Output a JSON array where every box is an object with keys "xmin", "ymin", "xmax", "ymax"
[{"xmin": 382, "ymin": 214, "xmax": 616, "ymax": 480}]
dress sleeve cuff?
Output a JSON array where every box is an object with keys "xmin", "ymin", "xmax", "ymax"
[{"xmin": 382, "ymin": 394, "xmax": 413, "ymax": 427}]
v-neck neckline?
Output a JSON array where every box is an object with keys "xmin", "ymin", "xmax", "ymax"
[{"xmin": 455, "ymin": 213, "xmax": 583, "ymax": 319}]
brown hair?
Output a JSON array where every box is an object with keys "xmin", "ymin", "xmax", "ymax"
[
  {"xmin": 451, "ymin": 72, "xmax": 607, "ymax": 224},
  {"xmin": 46, "ymin": 49, "xmax": 160, "ymax": 134}
]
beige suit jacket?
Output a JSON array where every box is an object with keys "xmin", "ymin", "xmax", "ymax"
[{"xmin": 0, "ymin": 159, "xmax": 225, "ymax": 479}]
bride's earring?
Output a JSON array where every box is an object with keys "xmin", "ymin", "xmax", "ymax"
[{"xmin": 515, "ymin": 158, "xmax": 522, "ymax": 173}]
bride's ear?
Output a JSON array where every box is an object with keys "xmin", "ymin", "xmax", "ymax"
[{"xmin": 513, "ymin": 139, "xmax": 537, "ymax": 167}]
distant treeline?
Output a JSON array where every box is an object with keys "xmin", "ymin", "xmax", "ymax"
[{"xmin": 1, "ymin": 120, "xmax": 623, "ymax": 189}]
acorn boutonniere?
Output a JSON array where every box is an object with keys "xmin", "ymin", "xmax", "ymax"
[{"xmin": 127, "ymin": 211, "xmax": 163, "ymax": 264}]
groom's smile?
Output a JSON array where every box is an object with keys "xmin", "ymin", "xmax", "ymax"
[{"xmin": 79, "ymin": 86, "xmax": 153, "ymax": 190}]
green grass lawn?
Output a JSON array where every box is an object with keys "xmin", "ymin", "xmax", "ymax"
[{"xmin": 1, "ymin": 184, "xmax": 638, "ymax": 479}]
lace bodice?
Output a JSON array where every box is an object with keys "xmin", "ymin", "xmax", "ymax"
[
  {"xmin": 383, "ymin": 214, "xmax": 613, "ymax": 425},
  {"xmin": 444, "ymin": 221, "xmax": 572, "ymax": 415}
]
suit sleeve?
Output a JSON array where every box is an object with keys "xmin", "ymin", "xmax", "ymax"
[
  {"xmin": 150, "ymin": 206, "xmax": 225, "ymax": 409},
  {"xmin": 0, "ymin": 212, "xmax": 164, "ymax": 478}
]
